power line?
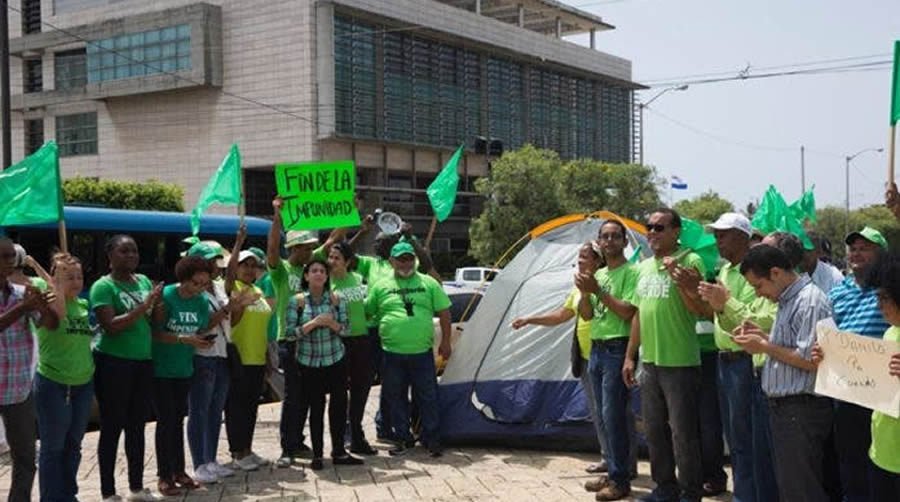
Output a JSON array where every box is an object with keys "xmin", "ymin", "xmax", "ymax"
[{"xmin": 646, "ymin": 60, "xmax": 891, "ymax": 88}]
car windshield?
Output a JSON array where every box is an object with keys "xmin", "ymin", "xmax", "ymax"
[{"xmin": 462, "ymin": 270, "xmax": 481, "ymax": 281}]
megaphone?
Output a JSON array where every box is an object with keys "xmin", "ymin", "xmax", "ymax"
[{"xmin": 375, "ymin": 210, "xmax": 404, "ymax": 235}]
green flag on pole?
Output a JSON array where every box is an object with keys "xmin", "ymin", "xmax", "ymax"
[
  {"xmin": 892, "ymin": 40, "xmax": 900, "ymax": 126},
  {"xmin": 789, "ymin": 186, "xmax": 817, "ymax": 224},
  {"xmin": 0, "ymin": 141, "xmax": 62, "ymax": 226},
  {"xmin": 751, "ymin": 185, "xmax": 813, "ymax": 250},
  {"xmin": 191, "ymin": 143, "xmax": 242, "ymax": 236},
  {"xmin": 426, "ymin": 145, "xmax": 463, "ymax": 222},
  {"xmin": 678, "ymin": 217, "xmax": 720, "ymax": 276}
]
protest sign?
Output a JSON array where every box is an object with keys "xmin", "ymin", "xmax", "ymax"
[
  {"xmin": 815, "ymin": 319, "xmax": 900, "ymax": 418},
  {"xmin": 275, "ymin": 161, "xmax": 361, "ymax": 231}
]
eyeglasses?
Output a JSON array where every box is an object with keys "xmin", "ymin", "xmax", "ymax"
[
  {"xmin": 598, "ymin": 233, "xmax": 624, "ymax": 241},
  {"xmin": 646, "ymin": 223, "xmax": 668, "ymax": 233}
]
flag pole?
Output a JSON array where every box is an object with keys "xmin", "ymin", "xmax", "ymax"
[
  {"xmin": 424, "ymin": 215, "xmax": 437, "ymax": 249},
  {"xmin": 890, "ymin": 125, "xmax": 896, "ymax": 183},
  {"xmin": 238, "ymin": 157, "xmax": 246, "ymax": 225},
  {"xmin": 54, "ymin": 147, "xmax": 68, "ymax": 253}
]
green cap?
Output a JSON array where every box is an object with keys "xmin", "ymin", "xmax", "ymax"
[
  {"xmin": 845, "ymin": 226, "xmax": 888, "ymax": 250},
  {"xmin": 186, "ymin": 242, "xmax": 224, "ymax": 260},
  {"xmin": 390, "ymin": 242, "xmax": 415, "ymax": 258},
  {"xmin": 248, "ymin": 246, "xmax": 266, "ymax": 262}
]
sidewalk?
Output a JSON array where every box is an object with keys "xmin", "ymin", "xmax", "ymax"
[{"xmin": 0, "ymin": 386, "xmax": 731, "ymax": 502}]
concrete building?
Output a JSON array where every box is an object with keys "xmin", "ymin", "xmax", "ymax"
[{"xmin": 6, "ymin": 0, "xmax": 641, "ymax": 261}]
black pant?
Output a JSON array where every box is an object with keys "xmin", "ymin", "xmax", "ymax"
[
  {"xmin": 641, "ymin": 363, "xmax": 704, "ymax": 502},
  {"xmin": 278, "ymin": 341, "xmax": 309, "ymax": 455},
  {"xmin": 698, "ymin": 351, "xmax": 726, "ymax": 486},
  {"xmin": 870, "ymin": 462, "xmax": 900, "ymax": 502},
  {"xmin": 300, "ymin": 358, "xmax": 348, "ymax": 458},
  {"xmin": 152, "ymin": 377, "xmax": 190, "ymax": 480},
  {"xmin": 94, "ymin": 352, "xmax": 153, "ymax": 498},
  {"xmin": 226, "ymin": 365, "xmax": 265, "ymax": 454},
  {"xmin": 768, "ymin": 394, "xmax": 834, "ymax": 502},
  {"xmin": 835, "ymin": 400, "xmax": 875, "ymax": 502},
  {"xmin": 344, "ymin": 336, "xmax": 374, "ymax": 447},
  {"xmin": 0, "ymin": 392, "xmax": 36, "ymax": 502}
]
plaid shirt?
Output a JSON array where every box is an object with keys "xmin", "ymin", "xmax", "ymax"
[
  {"xmin": 0, "ymin": 283, "xmax": 38, "ymax": 405},
  {"xmin": 286, "ymin": 292, "xmax": 347, "ymax": 368}
]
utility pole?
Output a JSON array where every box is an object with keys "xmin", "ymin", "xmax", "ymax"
[
  {"xmin": 844, "ymin": 147, "xmax": 885, "ymax": 237},
  {"xmin": 1, "ymin": 0, "xmax": 11, "ymax": 169},
  {"xmin": 800, "ymin": 145, "xmax": 806, "ymax": 193},
  {"xmin": 637, "ymin": 84, "xmax": 689, "ymax": 166}
]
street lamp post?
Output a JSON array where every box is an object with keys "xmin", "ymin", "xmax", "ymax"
[
  {"xmin": 638, "ymin": 84, "xmax": 688, "ymax": 165},
  {"xmin": 844, "ymin": 147, "xmax": 884, "ymax": 236}
]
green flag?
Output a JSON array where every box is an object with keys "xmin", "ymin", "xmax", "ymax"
[
  {"xmin": 789, "ymin": 186, "xmax": 817, "ymax": 224},
  {"xmin": 0, "ymin": 141, "xmax": 62, "ymax": 226},
  {"xmin": 191, "ymin": 144, "xmax": 242, "ymax": 236},
  {"xmin": 679, "ymin": 217, "xmax": 720, "ymax": 275},
  {"xmin": 892, "ymin": 40, "xmax": 900, "ymax": 126},
  {"xmin": 427, "ymin": 145, "xmax": 463, "ymax": 222},
  {"xmin": 751, "ymin": 185, "xmax": 813, "ymax": 250}
]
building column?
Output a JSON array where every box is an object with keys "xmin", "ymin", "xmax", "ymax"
[
  {"xmin": 589, "ymin": 28, "xmax": 596, "ymax": 49},
  {"xmin": 475, "ymin": 0, "xmax": 481, "ymax": 15},
  {"xmin": 555, "ymin": 17, "xmax": 562, "ymax": 38},
  {"xmin": 517, "ymin": 4, "xmax": 524, "ymax": 27}
]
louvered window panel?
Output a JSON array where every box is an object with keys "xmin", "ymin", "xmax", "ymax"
[
  {"xmin": 487, "ymin": 58, "xmax": 524, "ymax": 150},
  {"xmin": 599, "ymin": 85, "xmax": 632, "ymax": 163},
  {"xmin": 334, "ymin": 15, "xmax": 376, "ymax": 138},
  {"xmin": 21, "ymin": 0, "xmax": 41, "ymax": 35}
]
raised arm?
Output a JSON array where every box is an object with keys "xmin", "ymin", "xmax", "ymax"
[{"xmin": 267, "ymin": 197, "xmax": 284, "ymax": 269}]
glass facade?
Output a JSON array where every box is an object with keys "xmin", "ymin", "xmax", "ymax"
[
  {"xmin": 87, "ymin": 24, "xmax": 191, "ymax": 83},
  {"xmin": 56, "ymin": 113, "xmax": 98, "ymax": 157},
  {"xmin": 333, "ymin": 14, "xmax": 632, "ymax": 162}
]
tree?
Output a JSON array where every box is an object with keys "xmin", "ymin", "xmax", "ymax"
[
  {"xmin": 62, "ymin": 176, "xmax": 185, "ymax": 212},
  {"xmin": 812, "ymin": 205, "xmax": 899, "ymax": 262},
  {"xmin": 468, "ymin": 145, "xmax": 663, "ymax": 265},
  {"xmin": 673, "ymin": 190, "xmax": 735, "ymax": 224}
]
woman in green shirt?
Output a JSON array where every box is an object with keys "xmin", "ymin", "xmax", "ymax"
[
  {"xmin": 328, "ymin": 242, "xmax": 376, "ymax": 455},
  {"xmin": 150, "ymin": 256, "xmax": 219, "ymax": 496},
  {"xmin": 286, "ymin": 259, "xmax": 363, "ymax": 470},
  {"xmin": 90, "ymin": 234, "xmax": 163, "ymax": 502},
  {"xmin": 34, "ymin": 253, "xmax": 94, "ymax": 502}
]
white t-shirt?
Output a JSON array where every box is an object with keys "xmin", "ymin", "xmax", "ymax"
[
  {"xmin": 811, "ymin": 260, "xmax": 844, "ymax": 295},
  {"xmin": 196, "ymin": 281, "xmax": 229, "ymax": 359}
]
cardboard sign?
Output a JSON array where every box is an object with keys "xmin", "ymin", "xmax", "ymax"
[
  {"xmin": 815, "ymin": 319, "xmax": 900, "ymax": 418},
  {"xmin": 275, "ymin": 161, "xmax": 361, "ymax": 230}
]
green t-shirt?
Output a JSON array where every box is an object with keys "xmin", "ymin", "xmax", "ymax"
[
  {"xmin": 870, "ymin": 325, "xmax": 900, "ymax": 473},
  {"xmin": 563, "ymin": 289, "xmax": 592, "ymax": 360},
  {"xmin": 331, "ymin": 272, "xmax": 368, "ymax": 336},
  {"xmin": 356, "ymin": 255, "xmax": 396, "ymax": 328},
  {"xmin": 634, "ymin": 250, "xmax": 706, "ymax": 367},
  {"xmin": 231, "ymin": 281, "xmax": 272, "ymax": 365},
  {"xmin": 36, "ymin": 298, "xmax": 94, "ymax": 386},
  {"xmin": 268, "ymin": 246, "xmax": 326, "ymax": 341},
  {"xmin": 90, "ymin": 274, "xmax": 154, "ymax": 361},
  {"xmin": 713, "ymin": 261, "xmax": 777, "ymax": 352},
  {"xmin": 256, "ymin": 273, "xmax": 278, "ymax": 342},
  {"xmin": 365, "ymin": 272, "xmax": 452, "ymax": 354},
  {"xmin": 152, "ymin": 284, "xmax": 208, "ymax": 378},
  {"xmin": 589, "ymin": 263, "xmax": 638, "ymax": 342}
]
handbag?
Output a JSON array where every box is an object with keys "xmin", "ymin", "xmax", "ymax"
[{"xmin": 570, "ymin": 320, "xmax": 583, "ymax": 378}]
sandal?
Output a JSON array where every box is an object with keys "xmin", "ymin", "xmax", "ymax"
[
  {"xmin": 173, "ymin": 473, "xmax": 200, "ymax": 490},
  {"xmin": 157, "ymin": 479, "xmax": 183, "ymax": 497}
]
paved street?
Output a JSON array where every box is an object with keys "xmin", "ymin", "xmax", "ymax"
[{"xmin": 0, "ymin": 387, "xmax": 731, "ymax": 502}]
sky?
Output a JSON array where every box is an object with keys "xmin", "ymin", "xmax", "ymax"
[{"xmin": 560, "ymin": 0, "xmax": 900, "ymax": 212}]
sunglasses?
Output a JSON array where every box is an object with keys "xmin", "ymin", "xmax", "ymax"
[{"xmin": 646, "ymin": 223, "xmax": 668, "ymax": 233}]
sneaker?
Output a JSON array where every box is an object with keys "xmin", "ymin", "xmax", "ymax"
[
  {"xmin": 233, "ymin": 455, "xmax": 260, "ymax": 472},
  {"xmin": 332, "ymin": 454, "xmax": 364, "ymax": 466},
  {"xmin": 275, "ymin": 455, "xmax": 295, "ymax": 468},
  {"xmin": 209, "ymin": 462, "xmax": 235, "ymax": 478},
  {"xmin": 388, "ymin": 444, "xmax": 409, "ymax": 457},
  {"xmin": 127, "ymin": 489, "xmax": 161, "ymax": 502},
  {"xmin": 586, "ymin": 460, "xmax": 608, "ymax": 474},
  {"xmin": 192, "ymin": 465, "xmax": 218, "ymax": 485},
  {"xmin": 595, "ymin": 482, "xmax": 630, "ymax": 501},
  {"xmin": 249, "ymin": 452, "xmax": 270, "ymax": 467},
  {"xmin": 585, "ymin": 476, "xmax": 610, "ymax": 492},
  {"xmin": 101, "ymin": 496, "xmax": 124, "ymax": 502}
]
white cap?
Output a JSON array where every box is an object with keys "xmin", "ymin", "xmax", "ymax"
[
  {"xmin": 706, "ymin": 213, "xmax": 752, "ymax": 237},
  {"xmin": 238, "ymin": 250, "xmax": 260, "ymax": 264}
]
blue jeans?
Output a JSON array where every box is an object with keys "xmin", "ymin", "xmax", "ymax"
[
  {"xmin": 717, "ymin": 352, "xmax": 755, "ymax": 502},
  {"xmin": 588, "ymin": 338, "xmax": 633, "ymax": 486},
  {"xmin": 188, "ymin": 356, "xmax": 229, "ymax": 468},
  {"xmin": 751, "ymin": 372, "xmax": 779, "ymax": 502},
  {"xmin": 35, "ymin": 374, "xmax": 94, "ymax": 502},
  {"xmin": 382, "ymin": 351, "xmax": 440, "ymax": 448}
]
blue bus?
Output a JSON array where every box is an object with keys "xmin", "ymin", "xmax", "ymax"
[{"xmin": 2, "ymin": 206, "xmax": 272, "ymax": 284}]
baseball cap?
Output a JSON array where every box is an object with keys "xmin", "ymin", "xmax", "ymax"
[
  {"xmin": 285, "ymin": 230, "xmax": 318, "ymax": 248},
  {"xmin": 238, "ymin": 250, "xmax": 260, "ymax": 264},
  {"xmin": 390, "ymin": 242, "xmax": 415, "ymax": 258},
  {"xmin": 248, "ymin": 246, "xmax": 266, "ymax": 262},
  {"xmin": 844, "ymin": 226, "xmax": 888, "ymax": 250},
  {"xmin": 705, "ymin": 212, "xmax": 752, "ymax": 237},
  {"xmin": 185, "ymin": 241, "xmax": 229, "ymax": 268}
]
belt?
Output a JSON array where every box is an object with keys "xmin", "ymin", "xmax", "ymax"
[
  {"xmin": 718, "ymin": 351, "xmax": 749, "ymax": 362},
  {"xmin": 591, "ymin": 337, "xmax": 628, "ymax": 347}
]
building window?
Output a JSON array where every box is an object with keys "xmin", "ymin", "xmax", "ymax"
[
  {"xmin": 56, "ymin": 113, "xmax": 97, "ymax": 157},
  {"xmin": 24, "ymin": 119, "xmax": 44, "ymax": 155},
  {"xmin": 23, "ymin": 59, "xmax": 42, "ymax": 93},
  {"xmin": 21, "ymin": 0, "xmax": 41, "ymax": 35},
  {"xmin": 54, "ymin": 49, "xmax": 87, "ymax": 90},
  {"xmin": 87, "ymin": 24, "xmax": 191, "ymax": 83}
]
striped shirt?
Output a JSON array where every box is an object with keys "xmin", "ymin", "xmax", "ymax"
[
  {"xmin": 763, "ymin": 275, "xmax": 833, "ymax": 398},
  {"xmin": 286, "ymin": 292, "xmax": 348, "ymax": 368},
  {"xmin": 0, "ymin": 283, "xmax": 38, "ymax": 405},
  {"xmin": 829, "ymin": 276, "xmax": 889, "ymax": 338}
]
